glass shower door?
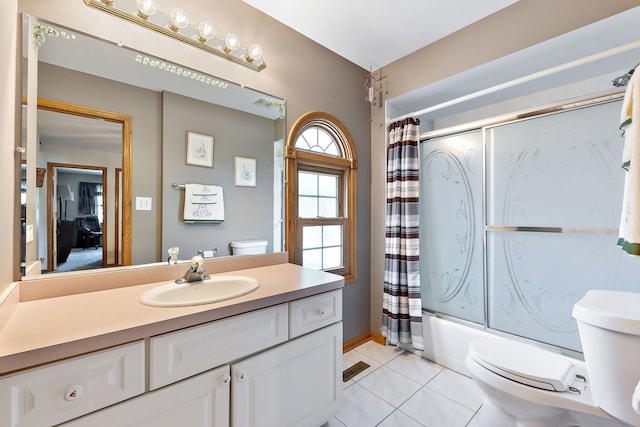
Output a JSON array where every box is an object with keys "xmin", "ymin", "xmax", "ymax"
[{"xmin": 419, "ymin": 130, "xmax": 484, "ymax": 324}]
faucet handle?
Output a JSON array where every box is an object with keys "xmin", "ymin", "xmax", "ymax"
[{"xmin": 191, "ymin": 255, "xmax": 204, "ymax": 269}]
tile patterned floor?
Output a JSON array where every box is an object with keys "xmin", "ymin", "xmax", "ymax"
[{"xmin": 329, "ymin": 340, "xmax": 484, "ymax": 427}]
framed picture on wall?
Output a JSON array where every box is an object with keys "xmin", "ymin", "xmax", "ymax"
[
  {"xmin": 234, "ymin": 156, "xmax": 257, "ymax": 187},
  {"xmin": 186, "ymin": 131, "xmax": 214, "ymax": 168}
]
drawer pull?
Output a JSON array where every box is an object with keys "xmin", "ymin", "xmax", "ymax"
[
  {"xmin": 317, "ymin": 309, "xmax": 326, "ymax": 317},
  {"xmin": 220, "ymin": 374, "xmax": 231, "ymax": 385},
  {"xmin": 64, "ymin": 385, "xmax": 84, "ymax": 401},
  {"xmin": 236, "ymin": 371, "xmax": 246, "ymax": 382}
]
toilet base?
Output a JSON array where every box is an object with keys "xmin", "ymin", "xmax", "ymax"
[{"xmin": 475, "ymin": 398, "xmax": 588, "ymax": 427}]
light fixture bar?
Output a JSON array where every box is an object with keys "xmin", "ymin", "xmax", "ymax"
[{"xmin": 83, "ymin": 0, "xmax": 266, "ymax": 72}]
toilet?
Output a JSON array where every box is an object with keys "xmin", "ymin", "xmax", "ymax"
[
  {"xmin": 466, "ymin": 290, "xmax": 640, "ymax": 427},
  {"xmin": 230, "ymin": 240, "xmax": 268, "ymax": 255}
]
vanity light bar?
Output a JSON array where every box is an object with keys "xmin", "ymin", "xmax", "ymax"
[{"xmin": 83, "ymin": 0, "xmax": 266, "ymax": 72}]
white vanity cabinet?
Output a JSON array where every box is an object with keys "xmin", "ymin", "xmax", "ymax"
[
  {"xmin": 0, "ymin": 341, "xmax": 145, "ymax": 427},
  {"xmin": 62, "ymin": 365, "xmax": 231, "ymax": 427},
  {"xmin": 51, "ymin": 289, "xmax": 342, "ymax": 427},
  {"xmin": 232, "ymin": 321, "xmax": 342, "ymax": 427},
  {"xmin": 149, "ymin": 303, "xmax": 289, "ymax": 390}
]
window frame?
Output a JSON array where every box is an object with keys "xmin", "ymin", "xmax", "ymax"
[
  {"xmin": 296, "ymin": 164, "xmax": 347, "ymax": 275},
  {"xmin": 286, "ymin": 112, "xmax": 357, "ymax": 283}
]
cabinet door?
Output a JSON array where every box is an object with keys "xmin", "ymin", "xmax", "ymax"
[
  {"xmin": 62, "ymin": 365, "xmax": 231, "ymax": 427},
  {"xmin": 231, "ymin": 322, "xmax": 342, "ymax": 427},
  {"xmin": 0, "ymin": 341, "xmax": 145, "ymax": 427}
]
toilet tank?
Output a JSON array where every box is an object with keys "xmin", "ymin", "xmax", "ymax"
[
  {"xmin": 573, "ymin": 290, "xmax": 640, "ymax": 426},
  {"xmin": 230, "ymin": 240, "xmax": 268, "ymax": 255}
]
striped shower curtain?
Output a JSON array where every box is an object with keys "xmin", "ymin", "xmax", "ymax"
[{"xmin": 381, "ymin": 118, "xmax": 424, "ymax": 351}]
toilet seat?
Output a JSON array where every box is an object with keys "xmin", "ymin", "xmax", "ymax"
[{"xmin": 468, "ymin": 338, "xmax": 576, "ymax": 392}]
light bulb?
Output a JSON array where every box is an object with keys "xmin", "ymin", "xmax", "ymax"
[
  {"xmin": 169, "ymin": 8, "xmax": 189, "ymax": 31},
  {"xmin": 223, "ymin": 33, "xmax": 240, "ymax": 52},
  {"xmin": 135, "ymin": 0, "xmax": 157, "ymax": 19},
  {"xmin": 198, "ymin": 21, "xmax": 215, "ymax": 42},
  {"xmin": 246, "ymin": 43, "xmax": 263, "ymax": 62}
]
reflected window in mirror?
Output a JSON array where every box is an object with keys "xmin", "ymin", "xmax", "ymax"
[{"xmin": 286, "ymin": 112, "xmax": 357, "ymax": 283}]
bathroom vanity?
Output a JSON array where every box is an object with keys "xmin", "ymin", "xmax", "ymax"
[{"xmin": 0, "ymin": 254, "xmax": 344, "ymax": 427}]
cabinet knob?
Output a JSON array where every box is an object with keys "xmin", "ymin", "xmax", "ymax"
[
  {"xmin": 64, "ymin": 385, "xmax": 84, "ymax": 401},
  {"xmin": 317, "ymin": 309, "xmax": 326, "ymax": 317},
  {"xmin": 220, "ymin": 374, "xmax": 231, "ymax": 385},
  {"xmin": 236, "ymin": 371, "xmax": 246, "ymax": 382}
]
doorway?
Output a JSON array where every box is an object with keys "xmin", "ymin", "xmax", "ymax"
[{"xmin": 48, "ymin": 164, "xmax": 107, "ymax": 272}]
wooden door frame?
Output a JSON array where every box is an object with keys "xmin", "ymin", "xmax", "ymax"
[{"xmin": 38, "ymin": 98, "xmax": 132, "ymax": 269}]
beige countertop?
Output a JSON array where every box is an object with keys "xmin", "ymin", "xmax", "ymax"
[{"xmin": 0, "ymin": 262, "xmax": 343, "ymax": 375}]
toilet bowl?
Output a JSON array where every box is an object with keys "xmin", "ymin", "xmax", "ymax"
[{"xmin": 466, "ymin": 290, "xmax": 640, "ymax": 427}]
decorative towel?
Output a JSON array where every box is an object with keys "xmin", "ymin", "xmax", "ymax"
[
  {"xmin": 618, "ymin": 66, "xmax": 640, "ymax": 255},
  {"xmin": 183, "ymin": 184, "xmax": 224, "ymax": 223}
]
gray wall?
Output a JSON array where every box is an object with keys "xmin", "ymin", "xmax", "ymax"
[
  {"xmin": 38, "ymin": 62, "xmax": 162, "ymax": 265},
  {"xmin": 161, "ymin": 91, "xmax": 276, "ymax": 258},
  {"xmin": 12, "ymin": 0, "xmax": 372, "ymax": 343},
  {"xmin": 368, "ymin": 0, "xmax": 640, "ymax": 335}
]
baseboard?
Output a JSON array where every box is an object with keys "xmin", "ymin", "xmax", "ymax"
[
  {"xmin": 343, "ymin": 332, "xmax": 372, "ymax": 353},
  {"xmin": 370, "ymin": 332, "xmax": 385, "ymax": 345},
  {"xmin": 343, "ymin": 331, "xmax": 386, "ymax": 353}
]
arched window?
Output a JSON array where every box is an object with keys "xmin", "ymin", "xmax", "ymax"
[{"xmin": 286, "ymin": 112, "xmax": 357, "ymax": 283}]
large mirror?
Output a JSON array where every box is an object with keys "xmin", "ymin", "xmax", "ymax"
[{"xmin": 21, "ymin": 16, "xmax": 286, "ymax": 277}]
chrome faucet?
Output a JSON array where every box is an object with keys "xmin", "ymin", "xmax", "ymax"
[{"xmin": 175, "ymin": 255, "xmax": 211, "ymax": 284}]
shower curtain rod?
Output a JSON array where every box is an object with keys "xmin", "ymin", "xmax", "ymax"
[{"xmin": 388, "ymin": 39, "xmax": 640, "ymax": 124}]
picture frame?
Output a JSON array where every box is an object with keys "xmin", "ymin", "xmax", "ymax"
[
  {"xmin": 186, "ymin": 131, "xmax": 214, "ymax": 168},
  {"xmin": 234, "ymin": 156, "xmax": 257, "ymax": 187}
]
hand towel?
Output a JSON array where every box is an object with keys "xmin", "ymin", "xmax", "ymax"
[
  {"xmin": 183, "ymin": 184, "xmax": 224, "ymax": 223},
  {"xmin": 618, "ymin": 66, "xmax": 640, "ymax": 255}
]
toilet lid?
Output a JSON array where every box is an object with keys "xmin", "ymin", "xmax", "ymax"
[{"xmin": 469, "ymin": 338, "xmax": 576, "ymax": 392}]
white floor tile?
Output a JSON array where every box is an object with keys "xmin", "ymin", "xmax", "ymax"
[
  {"xmin": 343, "ymin": 349, "xmax": 383, "ymax": 382},
  {"xmin": 464, "ymin": 411, "xmax": 484, "ymax": 427},
  {"xmin": 426, "ymin": 369, "xmax": 484, "ymax": 411},
  {"xmin": 377, "ymin": 410, "xmax": 425, "ymax": 427},
  {"xmin": 338, "ymin": 341, "xmax": 485, "ymax": 427},
  {"xmin": 357, "ymin": 366, "xmax": 422, "ymax": 407},
  {"xmin": 352, "ymin": 340, "xmax": 405, "ymax": 365},
  {"xmin": 399, "ymin": 386, "xmax": 475, "ymax": 427},
  {"xmin": 386, "ymin": 351, "xmax": 444, "ymax": 385},
  {"xmin": 336, "ymin": 383, "xmax": 395, "ymax": 427},
  {"xmin": 325, "ymin": 416, "xmax": 348, "ymax": 427}
]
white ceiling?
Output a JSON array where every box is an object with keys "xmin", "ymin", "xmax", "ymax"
[{"xmin": 242, "ymin": 0, "xmax": 520, "ymax": 70}]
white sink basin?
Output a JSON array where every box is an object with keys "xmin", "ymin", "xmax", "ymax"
[{"xmin": 140, "ymin": 275, "xmax": 260, "ymax": 307}]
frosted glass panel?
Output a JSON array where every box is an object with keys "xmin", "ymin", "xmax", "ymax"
[
  {"xmin": 487, "ymin": 231, "xmax": 640, "ymax": 352},
  {"xmin": 420, "ymin": 130, "xmax": 484, "ymax": 324},
  {"xmin": 487, "ymin": 100, "xmax": 623, "ymax": 228},
  {"xmin": 323, "ymin": 247, "xmax": 342, "ymax": 269},
  {"xmin": 302, "ymin": 226, "xmax": 322, "ymax": 248},
  {"xmin": 323, "ymin": 225, "xmax": 342, "ymax": 246},
  {"xmin": 319, "ymin": 175, "xmax": 337, "ymax": 196},
  {"xmin": 299, "ymin": 196, "xmax": 317, "ymax": 218},
  {"xmin": 302, "ymin": 225, "xmax": 343, "ymax": 270},
  {"xmin": 319, "ymin": 199, "xmax": 337, "ymax": 217},
  {"xmin": 303, "ymin": 248, "xmax": 322, "ymax": 269},
  {"xmin": 298, "ymin": 172, "xmax": 317, "ymax": 196},
  {"xmin": 419, "ymin": 98, "xmax": 636, "ymax": 353}
]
